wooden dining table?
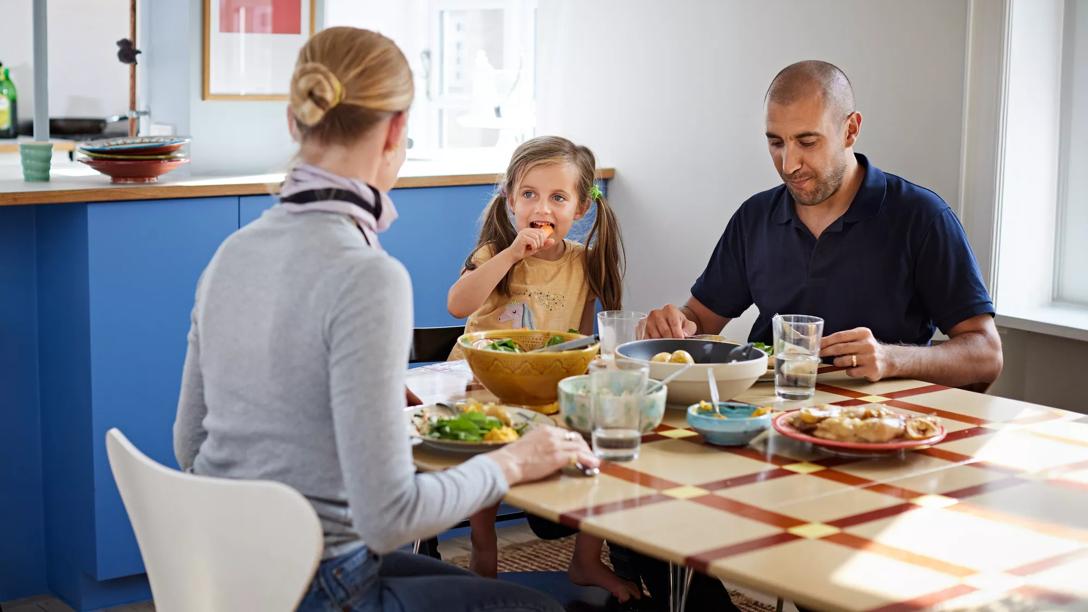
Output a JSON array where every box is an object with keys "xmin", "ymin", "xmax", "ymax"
[{"xmin": 408, "ymin": 361, "xmax": 1088, "ymax": 611}]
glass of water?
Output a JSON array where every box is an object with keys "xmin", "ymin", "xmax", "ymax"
[
  {"xmin": 597, "ymin": 311, "xmax": 647, "ymax": 358},
  {"xmin": 589, "ymin": 361, "xmax": 649, "ymax": 461},
  {"xmin": 772, "ymin": 314, "xmax": 824, "ymax": 400}
]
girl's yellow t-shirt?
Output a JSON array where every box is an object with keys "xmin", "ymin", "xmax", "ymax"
[{"xmin": 452, "ymin": 240, "xmax": 591, "ymax": 359}]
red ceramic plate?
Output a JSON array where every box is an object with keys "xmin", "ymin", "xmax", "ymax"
[
  {"xmin": 80, "ymin": 157, "xmax": 189, "ymax": 184},
  {"xmin": 772, "ymin": 410, "xmax": 946, "ymax": 454}
]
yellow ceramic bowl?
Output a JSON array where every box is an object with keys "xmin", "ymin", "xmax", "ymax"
[{"xmin": 458, "ymin": 330, "xmax": 599, "ymax": 409}]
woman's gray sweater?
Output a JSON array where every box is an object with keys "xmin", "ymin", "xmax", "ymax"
[{"xmin": 174, "ymin": 206, "xmax": 507, "ymax": 557}]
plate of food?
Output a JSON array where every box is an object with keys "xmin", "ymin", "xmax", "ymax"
[
  {"xmin": 410, "ymin": 398, "xmax": 553, "ymax": 454},
  {"xmin": 772, "ymin": 404, "xmax": 944, "ymax": 455}
]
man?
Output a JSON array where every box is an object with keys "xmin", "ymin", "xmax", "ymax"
[{"xmin": 645, "ymin": 60, "xmax": 1002, "ymax": 389}]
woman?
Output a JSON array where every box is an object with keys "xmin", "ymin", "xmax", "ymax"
[{"xmin": 173, "ymin": 26, "xmax": 596, "ymax": 612}]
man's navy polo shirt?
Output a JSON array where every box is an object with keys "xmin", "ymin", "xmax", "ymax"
[{"xmin": 691, "ymin": 153, "xmax": 995, "ymax": 345}]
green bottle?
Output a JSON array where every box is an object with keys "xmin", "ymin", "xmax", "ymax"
[{"xmin": 0, "ymin": 62, "xmax": 18, "ymax": 139}]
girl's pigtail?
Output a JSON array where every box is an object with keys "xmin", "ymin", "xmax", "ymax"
[{"xmin": 585, "ymin": 190, "xmax": 625, "ymax": 311}]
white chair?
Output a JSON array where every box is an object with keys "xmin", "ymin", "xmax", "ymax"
[{"xmin": 106, "ymin": 428, "xmax": 323, "ymax": 612}]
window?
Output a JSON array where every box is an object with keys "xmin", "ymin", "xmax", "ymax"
[
  {"xmin": 979, "ymin": 0, "xmax": 1088, "ymax": 339},
  {"xmin": 324, "ymin": 0, "xmax": 538, "ymax": 156},
  {"xmin": 1055, "ymin": 0, "xmax": 1088, "ymax": 305}
]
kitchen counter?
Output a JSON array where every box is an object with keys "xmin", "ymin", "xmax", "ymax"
[
  {"xmin": 0, "ymin": 159, "xmax": 615, "ymax": 206},
  {"xmin": 0, "ymin": 137, "xmax": 78, "ymax": 154}
]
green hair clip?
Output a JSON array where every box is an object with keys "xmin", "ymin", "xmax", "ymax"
[{"xmin": 588, "ymin": 184, "xmax": 603, "ymax": 202}]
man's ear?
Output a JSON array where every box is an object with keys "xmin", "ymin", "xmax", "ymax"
[{"xmin": 844, "ymin": 111, "xmax": 863, "ymax": 148}]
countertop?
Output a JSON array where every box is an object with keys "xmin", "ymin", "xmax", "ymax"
[
  {"xmin": 0, "ymin": 158, "xmax": 615, "ymax": 206},
  {"xmin": 0, "ymin": 137, "xmax": 78, "ymax": 154}
]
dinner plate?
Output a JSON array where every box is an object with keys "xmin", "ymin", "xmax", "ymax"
[
  {"xmin": 79, "ymin": 136, "xmax": 190, "ymax": 155},
  {"xmin": 772, "ymin": 410, "xmax": 945, "ymax": 455},
  {"xmin": 79, "ymin": 150, "xmax": 187, "ymax": 161},
  {"xmin": 410, "ymin": 402, "xmax": 553, "ymax": 455}
]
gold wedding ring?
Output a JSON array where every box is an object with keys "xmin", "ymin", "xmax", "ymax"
[{"xmin": 851, "ymin": 354, "xmax": 857, "ymax": 368}]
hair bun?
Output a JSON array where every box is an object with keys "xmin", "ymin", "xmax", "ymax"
[{"xmin": 290, "ymin": 62, "xmax": 345, "ymax": 127}]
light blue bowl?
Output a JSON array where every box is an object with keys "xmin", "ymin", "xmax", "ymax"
[
  {"xmin": 558, "ymin": 374, "xmax": 667, "ymax": 435},
  {"xmin": 686, "ymin": 401, "xmax": 771, "ymax": 446}
]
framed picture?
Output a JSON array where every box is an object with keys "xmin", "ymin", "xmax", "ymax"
[{"xmin": 203, "ymin": 0, "xmax": 316, "ymax": 100}]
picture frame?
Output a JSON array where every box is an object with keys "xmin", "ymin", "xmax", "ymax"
[{"xmin": 203, "ymin": 0, "xmax": 316, "ymax": 100}]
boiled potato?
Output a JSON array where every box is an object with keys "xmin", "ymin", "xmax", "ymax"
[
  {"xmin": 651, "ymin": 352, "xmax": 671, "ymax": 363},
  {"xmin": 669, "ymin": 350, "xmax": 695, "ymax": 364}
]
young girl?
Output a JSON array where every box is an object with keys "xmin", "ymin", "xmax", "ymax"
[{"xmin": 447, "ymin": 136, "xmax": 640, "ymax": 602}]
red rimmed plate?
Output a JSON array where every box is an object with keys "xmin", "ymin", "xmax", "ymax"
[
  {"xmin": 80, "ymin": 157, "xmax": 189, "ymax": 184},
  {"xmin": 772, "ymin": 410, "xmax": 946, "ymax": 455}
]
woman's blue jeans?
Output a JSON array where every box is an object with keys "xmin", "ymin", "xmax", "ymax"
[{"xmin": 297, "ymin": 546, "xmax": 562, "ymax": 611}]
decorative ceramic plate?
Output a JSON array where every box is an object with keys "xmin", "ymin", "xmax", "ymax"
[
  {"xmin": 79, "ymin": 157, "xmax": 189, "ymax": 184},
  {"xmin": 410, "ymin": 402, "xmax": 553, "ymax": 455},
  {"xmin": 79, "ymin": 150, "xmax": 187, "ymax": 161},
  {"xmin": 772, "ymin": 410, "xmax": 946, "ymax": 455},
  {"xmin": 79, "ymin": 136, "xmax": 190, "ymax": 155}
]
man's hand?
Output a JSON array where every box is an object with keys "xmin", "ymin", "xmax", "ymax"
[
  {"xmin": 644, "ymin": 304, "xmax": 697, "ymax": 339},
  {"xmin": 820, "ymin": 327, "xmax": 891, "ymax": 382}
]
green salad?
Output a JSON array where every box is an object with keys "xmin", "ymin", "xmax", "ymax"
[
  {"xmin": 752, "ymin": 342, "xmax": 774, "ymax": 355},
  {"xmin": 483, "ymin": 333, "xmax": 571, "ymax": 353},
  {"xmin": 425, "ymin": 410, "xmax": 527, "ymax": 442}
]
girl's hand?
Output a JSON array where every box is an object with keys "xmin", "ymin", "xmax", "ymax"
[
  {"xmin": 506, "ymin": 227, "xmax": 555, "ymax": 261},
  {"xmin": 487, "ymin": 426, "xmax": 598, "ymax": 485}
]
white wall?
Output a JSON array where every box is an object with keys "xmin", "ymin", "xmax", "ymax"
[
  {"xmin": 0, "ymin": 0, "xmax": 130, "ymax": 120},
  {"xmin": 535, "ymin": 0, "xmax": 969, "ymax": 340}
]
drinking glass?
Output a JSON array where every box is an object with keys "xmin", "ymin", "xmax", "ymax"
[
  {"xmin": 589, "ymin": 361, "xmax": 649, "ymax": 461},
  {"xmin": 772, "ymin": 314, "xmax": 824, "ymax": 400},
  {"xmin": 597, "ymin": 311, "xmax": 647, "ymax": 358}
]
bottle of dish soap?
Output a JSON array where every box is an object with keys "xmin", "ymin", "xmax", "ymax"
[{"xmin": 0, "ymin": 62, "xmax": 18, "ymax": 139}]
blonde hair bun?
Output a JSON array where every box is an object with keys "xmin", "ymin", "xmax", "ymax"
[{"xmin": 291, "ymin": 62, "xmax": 344, "ymax": 127}]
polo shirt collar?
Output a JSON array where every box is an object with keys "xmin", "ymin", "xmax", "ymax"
[{"xmin": 772, "ymin": 153, "xmax": 887, "ymax": 227}]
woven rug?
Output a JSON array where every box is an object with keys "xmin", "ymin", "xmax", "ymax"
[{"xmin": 445, "ymin": 536, "xmax": 776, "ymax": 612}]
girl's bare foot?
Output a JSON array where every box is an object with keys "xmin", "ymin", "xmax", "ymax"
[
  {"xmin": 468, "ymin": 504, "xmax": 500, "ymax": 578},
  {"xmin": 469, "ymin": 547, "xmax": 498, "ymax": 579},
  {"xmin": 568, "ymin": 555, "xmax": 642, "ymax": 603}
]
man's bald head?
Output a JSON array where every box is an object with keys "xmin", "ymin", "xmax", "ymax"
[{"xmin": 765, "ymin": 60, "xmax": 855, "ymax": 120}]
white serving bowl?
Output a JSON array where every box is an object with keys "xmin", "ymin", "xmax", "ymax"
[{"xmin": 615, "ymin": 339, "xmax": 767, "ymax": 406}]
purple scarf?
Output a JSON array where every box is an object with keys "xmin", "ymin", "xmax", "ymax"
[{"xmin": 279, "ymin": 163, "xmax": 398, "ymax": 248}]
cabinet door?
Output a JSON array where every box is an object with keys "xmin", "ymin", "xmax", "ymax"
[
  {"xmin": 85, "ymin": 197, "xmax": 238, "ymax": 579},
  {"xmin": 240, "ymin": 194, "xmax": 277, "ymax": 226}
]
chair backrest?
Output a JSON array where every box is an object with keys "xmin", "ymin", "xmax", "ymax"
[
  {"xmin": 410, "ymin": 325, "xmax": 466, "ymax": 363},
  {"xmin": 106, "ymin": 428, "xmax": 323, "ymax": 612}
]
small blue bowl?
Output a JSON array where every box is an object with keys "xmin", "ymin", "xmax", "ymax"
[{"xmin": 686, "ymin": 401, "xmax": 771, "ymax": 446}]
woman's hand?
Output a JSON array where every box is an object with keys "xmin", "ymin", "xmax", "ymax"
[
  {"xmin": 487, "ymin": 426, "xmax": 598, "ymax": 485},
  {"xmin": 506, "ymin": 227, "xmax": 555, "ymax": 261}
]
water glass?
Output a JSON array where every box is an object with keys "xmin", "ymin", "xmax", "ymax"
[
  {"xmin": 772, "ymin": 314, "xmax": 824, "ymax": 400},
  {"xmin": 589, "ymin": 362, "xmax": 649, "ymax": 461},
  {"xmin": 597, "ymin": 311, "xmax": 647, "ymax": 358}
]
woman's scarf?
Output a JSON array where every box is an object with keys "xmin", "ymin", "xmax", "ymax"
[{"xmin": 279, "ymin": 163, "xmax": 398, "ymax": 248}]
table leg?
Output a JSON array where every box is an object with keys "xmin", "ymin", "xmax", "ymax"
[{"xmin": 668, "ymin": 562, "xmax": 693, "ymax": 611}]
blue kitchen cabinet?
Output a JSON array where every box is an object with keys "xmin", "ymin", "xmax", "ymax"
[{"xmin": 34, "ymin": 197, "xmax": 238, "ymax": 609}]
